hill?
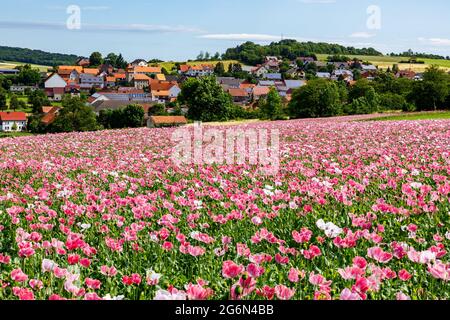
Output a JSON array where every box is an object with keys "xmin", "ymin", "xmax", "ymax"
[
  {"xmin": 0, "ymin": 46, "xmax": 78, "ymax": 67},
  {"xmin": 222, "ymin": 40, "xmax": 383, "ymax": 65}
]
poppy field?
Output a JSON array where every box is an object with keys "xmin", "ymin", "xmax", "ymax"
[{"xmin": 0, "ymin": 117, "xmax": 449, "ymax": 300}]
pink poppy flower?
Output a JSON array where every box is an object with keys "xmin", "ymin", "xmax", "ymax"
[
  {"xmin": 11, "ymin": 269, "xmax": 28, "ymax": 283},
  {"xmin": 398, "ymin": 269, "xmax": 412, "ymax": 281},
  {"xmin": 222, "ymin": 260, "xmax": 244, "ymax": 279},
  {"xmin": 274, "ymin": 285, "xmax": 295, "ymax": 300}
]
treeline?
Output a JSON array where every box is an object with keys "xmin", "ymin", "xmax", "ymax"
[
  {"xmin": 28, "ymin": 96, "xmax": 147, "ymax": 134},
  {"xmin": 389, "ymin": 50, "xmax": 450, "ymax": 60},
  {"xmin": 289, "ymin": 66, "xmax": 450, "ymax": 119},
  {"xmin": 222, "ymin": 40, "xmax": 382, "ymax": 65},
  {"xmin": 0, "ymin": 46, "xmax": 78, "ymax": 66}
]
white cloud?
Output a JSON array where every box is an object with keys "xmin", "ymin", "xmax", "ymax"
[
  {"xmin": 418, "ymin": 37, "xmax": 450, "ymax": 46},
  {"xmin": 0, "ymin": 21, "xmax": 203, "ymax": 34},
  {"xmin": 350, "ymin": 32, "xmax": 376, "ymax": 39},
  {"xmin": 198, "ymin": 33, "xmax": 284, "ymax": 41}
]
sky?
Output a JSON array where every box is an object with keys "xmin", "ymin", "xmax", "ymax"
[{"xmin": 0, "ymin": 0, "xmax": 449, "ymax": 62}]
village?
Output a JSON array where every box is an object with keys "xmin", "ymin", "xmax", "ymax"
[{"xmin": 0, "ymin": 52, "xmax": 432, "ymax": 133}]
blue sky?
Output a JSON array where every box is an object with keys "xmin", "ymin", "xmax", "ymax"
[{"xmin": 0, "ymin": 0, "xmax": 449, "ymax": 62}]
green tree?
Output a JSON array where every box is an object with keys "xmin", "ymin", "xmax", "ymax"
[
  {"xmin": 289, "ymin": 78, "xmax": 342, "ymax": 118},
  {"xmin": 17, "ymin": 64, "xmax": 41, "ymax": 85},
  {"xmin": 122, "ymin": 104, "xmax": 145, "ymax": 127},
  {"xmin": 149, "ymin": 103, "xmax": 168, "ymax": 116},
  {"xmin": 179, "ymin": 76, "xmax": 233, "ymax": 122},
  {"xmin": 409, "ymin": 66, "xmax": 449, "ymax": 111},
  {"xmin": 50, "ymin": 96, "xmax": 100, "ymax": 133},
  {"xmin": 259, "ymin": 87, "xmax": 283, "ymax": 120},
  {"xmin": 89, "ymin": 52, "xmax": 103, "ymax": 67},
  {"xmin": 214, "ymin": 62, "xmax": 225, "ymax": 76},
  {"xmin": 349, "ymin": 78, "xmax": 374, "ymax": 102},
  {"xmin": 10, "ymin": 94, "xmax": 20, "ymax": 110},
  {"xmin": 28, "ymin": 90, "xmax": 50, "ymax": 114},
  {"xmin": 0, "ymin": 88, "xmax": 7, "ymax": 110}
]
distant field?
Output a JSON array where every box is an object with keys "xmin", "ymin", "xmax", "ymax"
[
  {"xmin": 316, "ymin": 54, "xmax": 450, "ymax": 72},
  {"xmin": 157, "ymin": 60, "xmax": 240, "ymax": 73},
  {"xmin": 0, "ymin": 61, "xmax": 51, "ymax": 72},
  {"xmin": 367, "ymin": 111, "xmax": 450, "ymax": 121}
]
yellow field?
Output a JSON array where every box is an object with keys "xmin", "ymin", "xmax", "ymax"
[
  {"xmin": 0, "ymin": 61, "xmax": 51, "ymax": 72},
  {"xmin": 316, "ymin": 54, "xmax": 450, "ymax": 72}
]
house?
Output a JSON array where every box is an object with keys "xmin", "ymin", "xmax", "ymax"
[
  {"xmin": 264, "ymin": 56, "xmax": 281, "ymax": 71},
  {"xmin": 333, "ymin": 69, "xmax": 354, "ymax": 81},
  {"xmin": 217, "ymin": 77, "xmax": 242, "ymax": 88},
  {"xmin": 396, "ymin": 70, "xmax": 416, "ymax": 80},
  {"xmin": 251, "ymin": 65, "xmax": 269, "ymax": 77},
  {"xmin": 362, "ymin": 64, "xmax": 377, "ymax": 72},
  {"xmin": 150, "ymin": 81, "xmax": 181, "ymax": 99},
  {"xmin": 284, "ymin": 80, "xmax": 306, "ymax": 90},
  {"xmin": 329, "ymin": 62, "xmax": 350, "ymax": 70},
  {"xmin": 264, "ymin": 73, "xmax": 282, "ymax": 80},
  {"xmin": 252, "ymin": 86, "xmax": 271, "ymax": 100},
  {"xmin": 10, "ymin": 85, "xmax": 38, "ymax": 93},
  {"xmin": 147, "ymin": 116, "xmax": 187, "ymax": 128},
  {"xmin": 182, "ymin": 65, "xmax": 214, "ymax": 77},
  {"xmin": 0, "ymin": 112, "xmax": 27, "ymax": 132},
  {"xmin": 126, "ymin": 66, "xmax": 162, "ymax": 82},
  {"xmin": 44, "ymin": 73, "xmax": 67, "ymax": 101},
  {"xmin": 130, "ymin": 59, "xmax": 149, "ymax": 67},
  {"xmin": 105, "ymin": 76, "xmax": 116, "ymax": 87},
  {"xmin": 258, "ymin": 80, "xmax": 276, "ymax": 87},
  {"xmin": 0, "ymin": 69, "xmax": 19, "ymax": 75},
  {"xmin": 40, "ymin": 107, "xmax": 61, "ymax": 126},
  {"xmin": 80, "ymin": 73, "xmax": 104, "ymax": 90},
  {"xmin": 132, "ymin": 74, "xmax": 151, "ymax": 90},
  {"xmin": 316, "ymin": 72, "xmax": 331, "ymax": 79},
  {"xmin": 76, "ymin": 57, "xmax": 90, "ymax": 67},
  {"xmin": 297, "ymin": 57, "xmax": 316, "ymax": 64},
  {"xmin": 83, "ymin": 68, "xmax": 99, "ymax": 76},
  {"xmin": 228, "ymin": 88, "xmax": 250, "ymax": 105}
]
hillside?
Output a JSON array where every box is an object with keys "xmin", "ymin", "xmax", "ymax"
[
  {"xmin": 0, "ymin": 46, "xmax": 78, "ymax": 67},
  {"xmin": 222, "ymin": 40, "xmax": 383, "ymax": 65},
  {"xmin": 316, "ymin": 54, "xmax": 450, "ymax": 72}
]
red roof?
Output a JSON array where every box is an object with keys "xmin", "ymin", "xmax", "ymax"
[
  {"xmin": 150, "ymin": 116, "xmax": 187, "ymax": 125},
  {"xmin": 0, "ymin": 112, "xmax": 27, "ymax": 121},
  {"xmin": 228, "ymin": 88, "xmax": 249, "ymax": 97}
]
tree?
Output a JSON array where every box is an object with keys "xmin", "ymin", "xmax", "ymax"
[
  {"xmin": 11, "ymin": 122, "xmax": 18, "ymax": 132},
  {"xmin": 349, "ymin": 78, "xmax": 374, "ymax": 102},
  {"xmin": 49, "ymin": 96, "xmax": 100, "ymax": 133},
  {"xmin": 17, "ymin": 64, "xmax": 41, "ymax": 85},
  {"xmin": 344, "ymin": 87, "xmax": 380, "ymax": 115},
  {"xmin": 197, "ymin": 51, "xmax": 205, "ymax": 61},
  {"xmin": 180, "ymin": 76, "xmax": 233, "ymax": 122},
  {"xmin": 28, "ymin": 90, "xmax": 50, "ymax": 113},
  {"xmin": 214, "ymin": 62, "xmax": 225, "ymax": 76},
  {"xmin": 0, "ymin": 88, "xmax": 7, "ymax": 110},
  {"xmin": 409, "ymin": 66, "xmax": 449, "ymax": 111},
  {"xmin": 10, "ymin": 94, "xmax": 20, "ymax": 110},
  {"xmin": 122, "ymin": 104, "xmax": 145, "ymax": 127},
  {"xmin": 149, "ymin": 103, "xmax": 167, "ymax": 116},
  {"xmin": 89, "ymin": 52, "xmax": 103, "ymax": 66},
  {"xmin": 289, "ymin": 78, "xmax": 342, "ymax": 118},
  {"xmin": 259, "ymin": 87, "xmax": 283, "ymax": 120}
]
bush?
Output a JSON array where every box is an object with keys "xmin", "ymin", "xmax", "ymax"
[{"xmin": 289, "ymin": 78, "xmax": 342, "ymax": 118}]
